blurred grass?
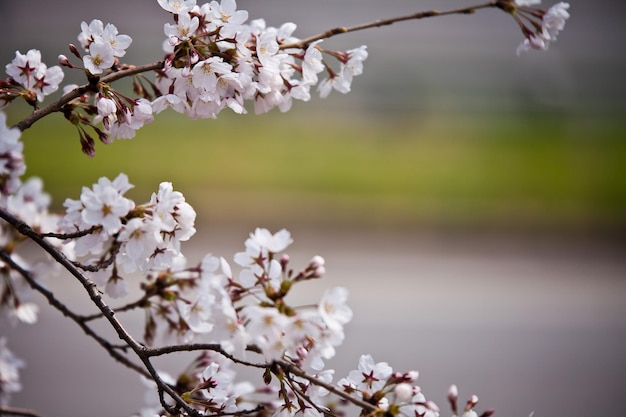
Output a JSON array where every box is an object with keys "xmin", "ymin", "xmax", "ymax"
[{"xmin": 9, "ymin": 105, "xmax": 626, "ymax": 232}]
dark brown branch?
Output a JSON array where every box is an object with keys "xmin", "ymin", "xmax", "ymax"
[
  {"xmin": 12, "ymin": 61, "xmax": 164, "ymax": 132},
  {"xmin": 0, "ymin": 249, "xmax": 149, "ymax": 379},
  {"xmin": 0, "ymin": 207, "xmax": 199, "ymax": 416},
  {"xmin": 39, "ymin": 226, "xmax": 99, "ymax": 240},
  {"xmin": 281, "ymin": 1, "xmax": 499, "ymax": 49},
  {"xmin": 146, "ymin": 343, "xmax": 266, "ymax": 368}
]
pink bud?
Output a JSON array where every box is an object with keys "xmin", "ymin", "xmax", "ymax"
[
  {"xmin": 406, "ymin": 370, "xmax": 419, "ymax": 382},
  {"xmin": 58, "ymin": 55, "xmax": 73, "ymax": 68}
]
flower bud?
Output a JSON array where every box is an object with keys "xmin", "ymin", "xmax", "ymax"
[
  {"xmin": 310, "ymin": 255, "xmax": 325, "ymax": 267},
  {"xmin": 58, "ymin": 54, "xmax": 74, "ymax": 68},
  {"xmin": 68, "ymin": 43, "xmax": 82, "ymax": 59},
  {"xmin": 394, "ymin": 383, "xmax": 413, "ymax": 403},
  {"xmin": 448, "ymin": 384, "xmax": 459, "ymax": 414},
  {"xmin": 465, "ymin": 394, "xmax": 479, "ymax": 412}
]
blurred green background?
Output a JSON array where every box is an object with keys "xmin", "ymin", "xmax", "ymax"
[{"xmin": 6, "ymin": 99, "xmax": 626, "ymax": 235}]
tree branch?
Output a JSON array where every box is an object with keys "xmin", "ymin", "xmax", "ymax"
[
  {"xmin": 0, "ymin": 207, "xmax": 198, "ymax": 416},
  {"xmin": 280, "ymin": 1, "xmax": 499, "ymax": 49},
  {"xmin": 277, "ymin": 361, "xmax": 378, "ymax": 414},
  {"xmin": 146, "ymin": 343, "xmax": 267, "ymax": 368}
]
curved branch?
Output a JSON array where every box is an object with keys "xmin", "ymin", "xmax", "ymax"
[
  {"xmin": 280, "ymin": 1, "xmax": 499, "ymax": 49},
  {"xmin": 0, "ymin": 207, "xmax": 199, "ymax": 416},
  {"xmin": 0, "ymin": 249, "xmax": 150, "ymax": 379},
  {"xmin": 146, "ymin": 343, "xmax": 266, "ymax": 368},
  {"xmin": 12, "ymin": 61, "xmax": 164, "ymax": 132}
]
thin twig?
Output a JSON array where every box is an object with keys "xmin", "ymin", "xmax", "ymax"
[
  {"xmin": 146, "ymin": 343, "xmax": 267, "ymax": 369},
  {"xmin": 81, "ymin": 294, "xmax": 150, "ymax": 322},
  {"xmin": 277, "ymin": 361, "xmax": 378, "ymax": 414},
  {"xmin": 0, "ymin": 250, "xmax": 149, "ymax": 379},
  {"xmin": 281, "ymin": 1, "xmax": 499, "ymax": 49}
]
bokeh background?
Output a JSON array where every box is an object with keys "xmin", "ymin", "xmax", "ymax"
[{"xmin": 1, "ymin": 1, "xmax": 625, "ymax": 416}]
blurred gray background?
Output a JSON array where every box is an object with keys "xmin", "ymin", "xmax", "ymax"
[{"xmin": 2, "ymin": 1, "xmax": 626, "ymax": 417}]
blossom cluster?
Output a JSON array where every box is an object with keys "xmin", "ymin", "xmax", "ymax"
[
  {"xmin": 58, "ymin": 174, "xmax": 196, "ymax": 298},
  {"xmin": 510, "ymin": 0, "xmax": 570, "ymax": 54},
  {"xmin": 77, "ymin": 19, "xmax": 133, "ymax": 74},
  {"xmin": 60, "ymin": 0, "xmax": 368, "ymax": 149},
  {"xmin": 138, "ymin": 227, "xmax": 350, "ymax": 366},
  {"xmin": 153, "ymin": 0, "xmax": 368, "ymax": 118},
  {"xmin": 121, "ymin": 227, "xmax": 354, "ymax": 416}
]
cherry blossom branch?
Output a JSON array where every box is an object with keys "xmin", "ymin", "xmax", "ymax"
[
  {"xmin": 0, "ymin": 206, "xmax": 197, "ymax": 415},
  {"xmin": 12, "ymin": 61, "xmax": 163, "ymax": 132},
  {"xmin": 280, "ymin": 1, "xmax": 500, "ymax": 49}
]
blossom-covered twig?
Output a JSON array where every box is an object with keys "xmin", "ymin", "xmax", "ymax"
[{"xmin": 12, "ymin": 62, "xmax": 163, "ymax": 132}]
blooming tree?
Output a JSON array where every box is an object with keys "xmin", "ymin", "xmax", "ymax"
[{"xmin": 0, "ymin": 1, "xmax": 569, "ymax": 416}]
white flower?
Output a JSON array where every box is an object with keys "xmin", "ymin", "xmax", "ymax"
[
  {"xmin": 158, "ymin": 0, "xmax": 197, "ymax": 14},
  {"xmin": 251, "ymin": 227, "xmax": 293, "ymax": 253},
  {"xmin": 78, "ymin": 19, "xmax": 105, "ymax": 50},
  {"xmin": 117, "ymin": 218, "xmax": 161, "ymax": 273},
  {"xmin": 79, "ymin": 174, "xmax": 135, "ymax": 234},
  {"xmin": 102, "ymin": 23, "xmax": 133, "ymax": 58},
  {"xmin": 318, "ymin": 287, "xmax": 352, "ymax": 331},
  {"xmin": 164, "ymin": 11, "xmax": 199, "ymax": 45},
  {"xmin": 192, "ymin": 57, "xmax": 233, "ymax": 90},
  {"xmin": 4, "ymin": 49, "xmax": 64, "ymax": 102},
  {"xmin": 208, "ymin": 0, "xmax": 249, "ymax": 37},
  {"xmin": 339, "ymin": 354, "xmax": 393, "ymax": 394},
  {"xmin": 33, "ymin": 65, "xmax": 64, "ymax": 101},
  {"xmin": 302, "ymin": 42, "xmax": 325, "ymax": 84},
  {"xmin": 5, "ymin": 49, "xmax": 43, "ymax": 86},
  {"xmin": 177, "ymin": 293, "xmax": 215, "ymax": 333},
  {"xmin": 83, "ymin": 39, "xmax": 115, "ymax": 74},
  {"xmin": 343, "ymin": 46, "xmax": 368, "ymax": 79},
  {"xmin": 256, "ymin": 32, "xmax": 280, "ymax": 69}
]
